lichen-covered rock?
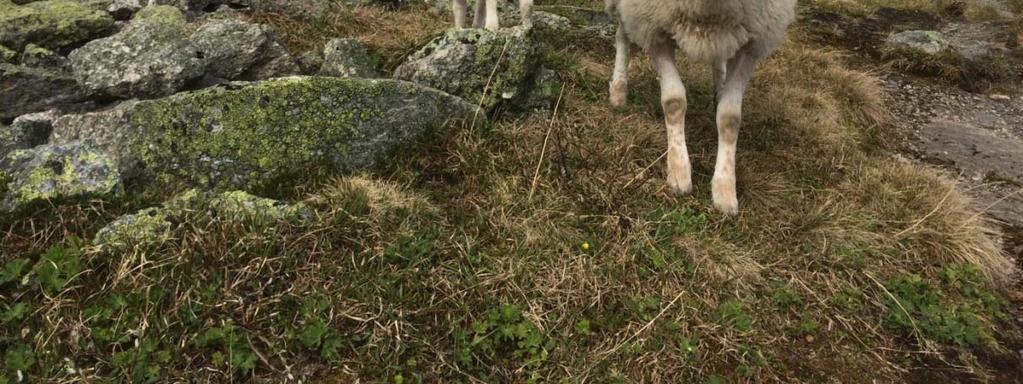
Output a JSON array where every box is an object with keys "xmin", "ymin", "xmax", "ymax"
[
  {"xmin": 52, "ymin": 77, "xmax": 475, "ymax": 191},
  {"xmin": 320, "ymin": 38, "xmax": 376, "ymax": 78},
  {"xmin": 0, "ymin": 0, "xmax": 115, "ymax": 51},
  {"xmin": 209, "ymin": 190, "xmax": 314, "ymax": 223},
  {"xmin": 132, "ymin": 2, "xmax": 188, "ymax": 23},
  {"xmin": 0, "ymin": 63, "xmax": 86, "ymax": 120},
  {"xmin": 394, "ymin": 25, "xmax": 541, "ymax": 114},
  {"xmin": 886, "ymin": 30, "xmax": 950, "ymax": 55},
  {"xmin": 522, "ymin": 66, "xmax": 563, "ymax": 111},
  {"xmin": 50, "ymin": 100, "xmax": 136, "ymax": 165},
  {"xmin": 107, "ymin": 0, "xmax": 142, "ymax": 20},
  {"xmin": 1, "ymin": 110, "xmax": 55, "ymax": 159},
  {"xmin": 191, "ymin": 18, "xmax": 298, "ymax": 80},
  {"xmin": 94, "ymin": 189, "xmax": 312, "ymax": 249},
  {"xmin": 0, "ymin": 141, "xmax": 121, "ymax": 213},
  {"xmin": 68, "ymin": 5, "xmax": 204, "ymax": 98},
  {"xmin": 0, "ymin": 44, "xmax": 16, "ymax": 63},
  {"xmin": 20, "ymin": 43, "xmax": 68, "ymax": 69}
]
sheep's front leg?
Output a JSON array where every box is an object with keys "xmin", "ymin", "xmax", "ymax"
[
  {"xmin": 485, "ymin": 0, "xmax": 500, "ymax": 31},
  {"xmin": 713, "ymin": 51, "xmax": 757, "ymax": 216},
  {"xmin": 609, "ymin": 25, "xmax": 631, "ymax": 107},
  {"xmin": 649, "ymin": 41, "xmax": 691, "ymax": 195},
  {"xmin": 453, "ymin": 0, "xmax": 468, "ymax": 28},
  {"xmin": 519, "ymin": 0, "xmax": 534, "ymax": 26}
]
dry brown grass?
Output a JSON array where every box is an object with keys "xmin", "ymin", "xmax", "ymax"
[
  {"xmin": 1, "ymin": 1, "xmax": 1019, "ymax": 383},
  {"xmin": 243, "ymin": 3, "xmax": 448, "ymax": 72}
]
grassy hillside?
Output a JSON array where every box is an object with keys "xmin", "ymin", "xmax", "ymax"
[{"xmin": 1, "ymin": 0, "xmax": 1019, "ymax": 382}]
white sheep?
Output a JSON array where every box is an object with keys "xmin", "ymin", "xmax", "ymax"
[
  {"xmin": 452, "ymin": 0, "xmax": 533, "ymax": 31},
  {"xmin": 606, "ymin": 0, "xmax": 796, "ymax": 216}
]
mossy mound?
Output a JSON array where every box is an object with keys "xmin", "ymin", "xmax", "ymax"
[{"xmin": 94, "ymin": 189, "xmax": 313, "ymax": 250}]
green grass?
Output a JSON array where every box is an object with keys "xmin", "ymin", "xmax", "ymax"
[{"xmin": 1, "ymin": 1, "xmax": 1020, "ymax": 383}]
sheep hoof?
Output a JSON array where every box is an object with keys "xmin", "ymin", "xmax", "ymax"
[
  {"xmin": 609, "ymin": 81, "xmax": 628, "ymax": 107},
  {"xmin": 712, "ymin": 177, "xmax": 739, "ymax": 216},
  {"xmin": 667, "ymin": 174, "xmax": 692, "ymax": 196}
]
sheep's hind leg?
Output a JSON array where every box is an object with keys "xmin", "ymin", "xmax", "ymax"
[
  {"xmin": 473, "ymin": 0, "xmax": 486, "ymax": 28},
  {"xmin": 712, "ymin": 61, "xmax": 726, "ymax": 101},
  {"xmin": 649, "ymin": 40, "xmax": 692, "ymax": 195},
  {"xmin": 485, "ymin": 0, "xmax": 500, "ymax": 31},
  {"xmin": 609, "ymin": 25, "xmax": 630, "ymax": 107},
  {"xmin": 453, "ymin": 0, "xmax": 468, "ymax": 28},
  {"xmin": 519, "ymin": 0, "xmax": 533, "ymax": 26},
  {"xmin": 712, "ymin": 50, "xmax": 757, "ymax": 216}
]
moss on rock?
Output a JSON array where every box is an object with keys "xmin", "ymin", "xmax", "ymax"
[
  {"xmin": 0, "ymin": 44, "xmax": 16, "ymax": 63},
  {"xmin": 0, "ymin": 0, "xmax": 115, "ymax": 51},
  {"xmin": 117, "ymin": 77, "xmax": 473, "ymax": 191},
  {"xmin": 94, "ymin": 189, "xmax": 313, "ymax": 250}
]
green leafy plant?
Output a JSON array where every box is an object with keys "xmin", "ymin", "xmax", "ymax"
[{"xmin": 717, "ymin": 300, "xmax": 753, "ymax": 332}]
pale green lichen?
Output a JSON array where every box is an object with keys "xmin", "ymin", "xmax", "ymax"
[
  {"xmin": 0, "ymin": 0, "xmax": 115, "ymax": 50},
  {"xmin": 94, "ymin": 189, "xmax": 313, "ymax": 250},
  {"xmin": 132, "ymin": 4, "xmax": 186, "ymax": 26},
  {"xmin": 0, "ymin": 143, "xmax": 122, "ymax": 213},
  {"xmin": 0, "ymin": 44, "xmax": 15, "ymax": 63},
  {"xmin": 209, "ymin": 191, "xmax": 314, "ymax": 224}
]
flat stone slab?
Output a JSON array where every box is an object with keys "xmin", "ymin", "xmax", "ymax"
[{"xmin": 919, "ymin": 120, "xmax": 1023, "ymax": 184}]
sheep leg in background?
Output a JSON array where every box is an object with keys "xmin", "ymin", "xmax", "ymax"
[
  {"xmin": 453, "ymin": 0, "xmax": 468, "ymax": 28},
  {"xmin": 712, "ymin": 61, "xmax": 727, "ymax": 102},
  {"xmin": 609, "ymin": 25, "xmax": 631, "ymax": 107},
  {"xmin": 485, "ymin": 0, "xmax": 500, "ymax": 30},
  {"xmin": 519, "ymin": 0, "xmax": 534, "ymax": 26},
  {"xmin": 712, "ymin": 49, "xmax": 757, "ymax": 216},
  {"xmin": 473, "ymin": 0, "xmax": 486, "ymax": 28},
  {"xmin": 650, "ymin": 39, "xmax": 692, "ymax": 195}
]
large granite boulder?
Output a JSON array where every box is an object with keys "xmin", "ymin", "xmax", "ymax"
[
  {"xmin": 68, "ymin": 5, "xmax": 205, "ymax": 99},
  {"xmin": 51, "ymin": 77, "xmax": 475, "ymax": 191}
]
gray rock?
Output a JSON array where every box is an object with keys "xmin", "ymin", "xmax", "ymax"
[
  {"xmin": 190, "ymin": 18, "xmax": 298, "ymax": 80},
  {"xmin": 107, "ymin": 0, "xmax": 143, "ymax": 20},
  {"xmin": 0, "ymin": 63, "xmax": 85, "ymax": 120},
  {"xmin": 920, "ymin": 120, "xmax": 1023, "ymax": 185},
  {"xmin": 522, "ymin": 66, "xmax": 563, "ymax": 111},
  {"xmin": 320, "ymin": 38, "xmax": 376, "ymax": 78},
  {"xmin": 51, "ymin": 100, "xmax": 137, "ymax": 167},
  {"xmin": 52, "ymin": 77, "xmax": 475, "ymax": 191},
  {"xmin": 885, "ymin": 30, "xmax": 950, "ymax": 55},
  {"xmin": 0, "ymin": 0, "xmax": 115, "ymax": 51},
  {"xmin": 0, "ymin": 141, "xmax": 122, "ymax": 213},
  {"xmin": 394, "ymin": 25, "xmax": 541, "ymax": 114},
  {"xmin": 1, "ymin": 110, "xmax": 55, "ymax": 159},
  {"xmin": 68, "ymin": 5, "xmax": 205, "ymax": 99},
  {"xmin": 19, "ymin": 43, "xmax": 68, "ymax": 69}
]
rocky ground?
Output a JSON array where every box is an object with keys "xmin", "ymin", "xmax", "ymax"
[{"xmin": 1, "ymin": 0, "xmax": 1023, "ymax": 382}]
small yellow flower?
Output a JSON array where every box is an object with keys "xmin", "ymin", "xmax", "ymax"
[{"xmin": 581, "ymin": 242, "xmax": 590, "ymax": 252}]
